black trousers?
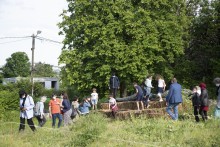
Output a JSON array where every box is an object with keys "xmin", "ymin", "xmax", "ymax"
[
  {"xmin": 111, "ymin": 88, "xmax": 118, "ymax": 98},
  {"xmin": 199, "ymin": 107, "xmax": 208, "ymax": 121},
  {"xmin": 193, "ymin": 106, "xmax": 200, "ymax": 122},
  {"xmin": 36, "ymin": 115, "xmax": 47, "ymax": 127},
  {"xmin": 19, "ymin": 117, "xmax": 36, "ymax": 132}
]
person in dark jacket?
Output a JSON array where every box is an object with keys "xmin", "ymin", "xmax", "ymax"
[
  {"xmin": 166, "ymin": 78, "xmax": 182, "ymax": 120},
  {"xmin": 199, "ymin": 83, "xmax": 209, "ymax": 121},
  {"xmin": 109, "ymin": 72, "xmax": 120, "ymax": 98},
  {"xmin": 61, "ymin": 92, "xmax": 72, "ymax": 126},
  {"xmin": 190, "ymin": 86, "xmax": 201, "ymax": 122}
]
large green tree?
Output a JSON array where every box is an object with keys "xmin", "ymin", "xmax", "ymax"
[
  {"xmin": 2, "ymin": 52, "xmax": 30, "ymax": 78},
  {"xmin": 34, "ymin": 62, "xmax": 56, "ymax": 77},
  {"xmin": 59, "ymin": 0, "xmax": 189, "ymax": 96},
  {"xmin": 175, "ymin": 0, "xmax": 220, "ymax": 88}
]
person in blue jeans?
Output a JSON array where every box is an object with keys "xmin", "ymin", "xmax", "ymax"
[{"xmin": 166, "ymin": 78, "xmax": 182, "ymax": 120}]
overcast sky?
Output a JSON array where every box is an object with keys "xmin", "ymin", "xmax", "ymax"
[{"xmin": 0, "ymin": 0, "xmax": 68, "ymax": 67}]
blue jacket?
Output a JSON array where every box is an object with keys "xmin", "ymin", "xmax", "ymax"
[
  {"xmin": 166, "ymin": 82, "xmax": 182, "ymax": 104},
  {"xmin": 79, "ymin": 102, "xmax": 91, "ymax": 114}
]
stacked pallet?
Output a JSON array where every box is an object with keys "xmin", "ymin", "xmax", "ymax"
[{"xmin": 99, "ymin": 100, "xmax": 169, "ymax": 119}]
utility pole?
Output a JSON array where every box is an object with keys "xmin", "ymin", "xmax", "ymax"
[{"xmin": 31, "ymin": 31, "xmax": 41, "ymax": 96}]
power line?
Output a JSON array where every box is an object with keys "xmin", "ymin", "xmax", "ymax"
[
  {"xmin": 36, "ymin": 36, "xmax": 62, "ymax": 44},
  {"xmin": 0, "ymin": 38, "xmax": 31, "ymax": 45},
  {"xmin": 0, "ymin": 36, "xmax": 31, "ymax": 39}
]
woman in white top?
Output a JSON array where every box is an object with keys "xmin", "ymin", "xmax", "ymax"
[{"xmin": 157, "ymin": 75, "xmax": 166, "ymax": 102}]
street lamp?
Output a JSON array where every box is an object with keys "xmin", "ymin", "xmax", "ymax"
[{"xmin": 31, "ymin": 30, "xmax": 41, "ymax": 96}]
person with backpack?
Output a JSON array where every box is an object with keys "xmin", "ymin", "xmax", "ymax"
[
  {"xmin": 35, "ymin": 96, "xmax": 47, "ymax": 127},
  {"xmin": 19, "ymin": 90, "xmax": 36, "ymax": 132}
]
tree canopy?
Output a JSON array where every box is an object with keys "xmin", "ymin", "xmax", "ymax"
[
  {"xmin": 59, "ymin": 0, "xmax": 189, "ymax": 96},
  {"xmin": 2, "ymin": 52, "xmax": 30, "ymax": 78},
  {"xmin": 34, "ymin": 62, "xmax": 56, "ymax": 77}
]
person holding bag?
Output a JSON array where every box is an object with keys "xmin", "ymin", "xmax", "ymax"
[
  {"xmin": 35, "ymin": 96, "xmax": 47, "ymax": 127},
  {"xmin": 19, "ymin": 90, "xmax": 36, "ymax": 132}
]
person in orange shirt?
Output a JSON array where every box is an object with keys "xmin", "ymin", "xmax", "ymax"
[{"xmin": 49, "ymin": 94, "xmax": 62, "ymax": 128}]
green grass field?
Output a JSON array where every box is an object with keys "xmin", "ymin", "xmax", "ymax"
[{"xmin": 0, "ymin": 110, "xmax": 220, "ymax": 147}]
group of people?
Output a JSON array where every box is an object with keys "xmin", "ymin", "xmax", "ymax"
[
  {"xmin": 18, "ymin": 88, "xmax": 99, "ymax": 132},
  {"xmin": 19, "ymin": 73, "xmax": 220, "ymax": 132}
]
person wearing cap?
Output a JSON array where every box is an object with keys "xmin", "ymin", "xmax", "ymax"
[
  {"xmin": 35, "ymin": 96, "xmax": 47, "ymax": 127},
  {"xmin": 19, "ymin": 90, "xmax": 36, "ymax": 132},
  {"xmin": 199, "ymin": 83, "xmax": 209, "ymax": 121},
  {"xmin": 166, "ymin": 78, "xmax": 182, "ymax": 120},
  {"xmin": 49, "ymin": 94, "xmax": 62, "ymax": 128}
]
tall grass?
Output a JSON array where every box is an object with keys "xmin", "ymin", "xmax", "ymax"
[{"xmin": 0, "ymin": 110, "xmax": 220, "ymax": 147}]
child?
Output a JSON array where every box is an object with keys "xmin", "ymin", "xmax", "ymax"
[
  {"xmin": 108, "ymin": 95, "xmax": 118, "ymax": 118},
  {"xmin": 91, "ymin": 88, "xmax": 98, "ymax": 110}
]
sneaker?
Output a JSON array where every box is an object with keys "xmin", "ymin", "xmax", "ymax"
[{"xmin": 159, "ymin": 99, "xmax": 163, "ymax": 102}]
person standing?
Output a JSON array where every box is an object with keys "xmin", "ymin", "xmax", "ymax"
[
  {"xmin": 157, "ymin": 75, "xmax": 166, "ymax": 102},
  {"xmin": 35, "ymin": 96, "xmax": 47, "ymax": 127},
  {"xmin": 91, "ymin": 88, "xmax": 99, "ymax": 110},
  {"xmin": 199, "ymin": 83, "xmax": 209, "ymax": 121},
  {"xmin": 144, "ymin": 75, "xmax": 153, "ymax": 108},
  {"xmin": 133, "ymin": 82, "xmax": 144, "ymax": 111},
  {"xmin": 61, "ymin": 93, "xmax": 72, "ymax": 126},
  {"xmin": 49, "ymin": 94, "xmax": 62, "ymax": 128},
  {"xmin": 19, "ymin": 90, "xmax": 36, "ymax": 132},
  {"xmin": 214, "ymin": 78, "xmax": 220, "ymax": 118},
  {"xmin": 109, "ymin": 72, "xmax": 120, "ymax": 98},
  {"xmin": 166, "ymin": 78, "xmax": 182, "ymax": 120},
  {"xmin": 190, "ymin": 86, "xmax": 201, "ymax": 122}
]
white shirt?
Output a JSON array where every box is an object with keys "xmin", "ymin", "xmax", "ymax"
[
  {"xmin": 109, "ymin": 98, "xmax": 116, "ymax": 105},
  {"xmin": 91, "ymin": 92, "xmax": 98, "ymax": 100},
  {"xmin": 145, "ymin": 78, "xmax": 153, "ymax": 87},
  {"xmin": 158, "ymin": 79, "xmax": 165, "ymax": 88}
]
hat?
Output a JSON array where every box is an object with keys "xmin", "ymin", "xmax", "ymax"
[{"xmin": 199, "ymin": 83, "xmax": 206, "ymax": 90}]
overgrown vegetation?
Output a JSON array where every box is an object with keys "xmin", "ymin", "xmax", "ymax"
[{"xmin": 0, "ymin": 111, "xmax": 220, "ymax": 147}]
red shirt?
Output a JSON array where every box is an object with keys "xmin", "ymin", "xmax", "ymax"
[{"xmin": 49, "ymin": 98, "xmax": 61, "ymax": 114}]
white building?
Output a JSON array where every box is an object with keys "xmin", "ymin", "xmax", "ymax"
[{"xmin": 3, "ymin": 77, "xmax": 59, "ymax": 90}]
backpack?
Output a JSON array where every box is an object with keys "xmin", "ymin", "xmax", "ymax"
[{"xmin": 34, "ymin": 101, "xmax": 41, "ymax": 116}]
